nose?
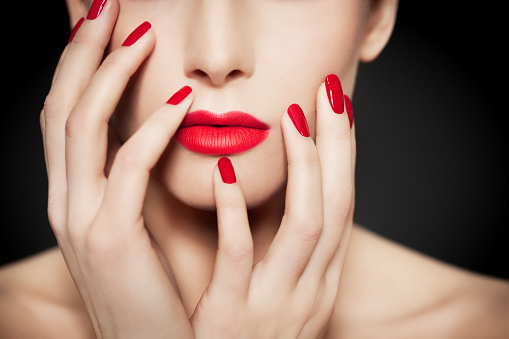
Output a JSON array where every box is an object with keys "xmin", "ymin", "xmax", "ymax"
[{"xmin": 184, "ymin": 0, "xmax": 254, "ymax": 87}]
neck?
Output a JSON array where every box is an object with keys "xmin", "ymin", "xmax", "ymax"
[{"xmin": 143, "ymin": 178, "xmax": 285, "ymax": 314}]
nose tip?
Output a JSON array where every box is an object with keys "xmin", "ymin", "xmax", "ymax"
[{"xmin": 183, "ymin": 2, "xmax": 253, "ymax": 87}]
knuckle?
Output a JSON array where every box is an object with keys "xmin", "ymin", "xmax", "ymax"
[
  {"xmin": 84, "ymin": 222, "xmax": 118, "ymax": 259},
  {"xmin": 295, "ymin": 215, "xmax": 324, "ymax": 243},
  {"xmin": 47, "ymin": 206, "xmax": 64, "ymax": 237},
  {"xmin": 47, "ymin": 203, "xmax": 67, "ymax": 241},
  {"xmin": 43, "ymin": 92, "xmax": 63, "ymax": 119},
  {"xmin": 70, "ymin": 24, "xmax": 106, "ymax": 50},
  {"xmin": 46, "ymin": 189, "xmax": 64, "ymax": 226},
  {"xmin": 100, "ymin": 51, "xmax": 133, "ymax": 81},
  {"xmin": 221, "ymin": 239, "xmax": 252, "ymax": 262},
  {"xmin": 113, "ymin": 147, "xmax": 142, "ymax": 172},
  {"xmin": 65, "ymin": 110, "xmax": 86, "ymax": 139}
]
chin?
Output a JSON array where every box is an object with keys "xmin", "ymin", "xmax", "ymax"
[{"xmin": 152, "ymin": 140, "xmax": 287, "ymax": 211}]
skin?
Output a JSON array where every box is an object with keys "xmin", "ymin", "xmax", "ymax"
[{"xmin": 1, "ymin": 0, "xmax": 509, "ymax": 338}]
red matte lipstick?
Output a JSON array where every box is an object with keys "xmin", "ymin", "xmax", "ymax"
[{"xmin": 176, "ymin": 110, "xmax": 270, "ymax": 155}]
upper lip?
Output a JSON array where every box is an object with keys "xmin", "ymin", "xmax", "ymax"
[{"xmin": 179, "ymin": 110, "xmax": 270, "ymax": 129}]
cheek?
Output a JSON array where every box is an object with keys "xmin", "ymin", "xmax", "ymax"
[
  {"xmin": 256, "ymin": 1, "xmax": 365, "ymax": 132},
  {"xmin": 110, "ymin": 3, "xmax": 189, "ymax": 142}
]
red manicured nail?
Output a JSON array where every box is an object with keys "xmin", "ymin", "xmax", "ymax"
[
  {"xmin": 69, "ymin": 17, "xmax": 85, "ymax": 43},
  {"xmin": 167, "ymin": 86, "xmax": 192, "ymax": 105},
  {"xmin": 87, "ymin": 0, "xmax": 108, "ymax": 20},
  {"xmin": 325, "ymin": 74, "xmax": 344, "ymax": 114},
  {"xmin": 344, "ymin": 95, "xmax": 353, "ymax": 129},
  {"xmin": 218, "ymin": 157, "xmax": 236, "ymax": 184},
  {"xmin": 122, "ymin": 22, "xmax": 152, "ymax": 47},
  {"xmin": 287, "ymin": 104, "xmax": 310, "ymax": 137}
]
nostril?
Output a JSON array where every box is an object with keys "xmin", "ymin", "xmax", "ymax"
[
  {"xmin": 189, "ymin": 69, "xmax": 245, "ymax": 86},
  {"xmin": 227, "ymin": 69, "xmax": 243, "ymax": 80},
  {"xmin": 192, "ymin": 69, "xmax": 208, "ymax": 79}
]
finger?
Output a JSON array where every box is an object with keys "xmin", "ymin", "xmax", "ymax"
[
  {"xmin": 302, "ymin": 75, "xmax": 354, "ymax": 281},
  {"xmin": 42, "ymin": 0, "xmax": 119, "ymax": 228},
  {"xmin": 65, "ymin": 22, "xmax": 155, "ymax": 213},
  {"xmin": 98, "ymin": 87, "xmax": 193, "ymax": 228},
  {"xmin": 48, "ymin": 15, "xmax": 85, "ymax": 85},
  {"xmin": 323, "ymin": 95, "xmax": 356, "ymax": 286},
  {"xmin": 263, "ymin": 103, "xmax": 323, "ymax": 284},
  {"xmin": 51, "ymin": 0, "xmax": 119, "ymax": 107},
  {"xmin": 42, "ymin": 41, "xmax": 69, "ymax": 177},
  {"xmin": 51, "ymin": 44, "xmax": 70, "ymax": 87},
  {"xmin": 207, "ymin": 157, "xmax": 253, "ymax": 300}
]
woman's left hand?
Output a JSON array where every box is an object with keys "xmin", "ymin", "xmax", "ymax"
[{"xmin": 191, "ymin": 75, "xmax": 356, "ymax": 338}]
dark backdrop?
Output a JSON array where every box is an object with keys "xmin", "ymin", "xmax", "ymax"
[{"xmin": 2, "ymin": 2, "xmax": 507, "ymax": 278}]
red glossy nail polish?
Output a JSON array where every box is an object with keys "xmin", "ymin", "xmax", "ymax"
[
  {"xmin": 69, "ymin": 17, "xmax": 85, "ymax": 43},
  {"xmin": 167, "ymin": 86, "xmax": 192, "ymax": 105},
  {"xmin": 218, "ymin": 157, "xmax": 236, "ymax": 184},
  {"xmin": 87, "ymin": 0, "xmax": 108, "ymax": 20},
  {"xmin": 325, "ymin": 74, "xmax": 344, "ymax": 114},
  {"xmin": 287, "ymin": 104, "xmax": 310, "ymax": 137},
  {"xmin": 122, "ymin": 21, "xmax": 151, "ymax": 47},
  {"xmin": 344, "ymin": 95, "xmax": 353, "ymax": 129}
]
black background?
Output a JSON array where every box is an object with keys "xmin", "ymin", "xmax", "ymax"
[{"xmin": 1, "ymin": 2, "xmax": 507, "ymax": 279}]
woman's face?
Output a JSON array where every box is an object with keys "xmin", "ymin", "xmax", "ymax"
[{"xmin": 90, "ymin": 0, "xmax": 374, "ymax": 210}]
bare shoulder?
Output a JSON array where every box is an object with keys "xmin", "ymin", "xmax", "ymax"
[
  {"xmin": 0, "ymin": 248, "xmax": 93, "ymax": 339},
  {"xmin": 329, "ymin": 225, "xmax": 509, "ymax": 339}
]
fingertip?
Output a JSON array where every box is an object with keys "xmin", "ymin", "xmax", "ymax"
[
  {"xmin": 69, "ymin": 0, "xmax": 119, "ymax": 48},
  {"xmin": 212, "ymin": 158, "xmax": 246, "ymax": 208},
  {"xmin": 285, "ymin": 103, "xmax": 310, "ymax": 138},
  {"xmin": 121, "ymin": 21, "xmax": 153, "ymax": 47},
  {"xmin": 218, "ymin": 157, "xmax": 237, "ymax": 184},
  {"xmin": 167, "ymin": 85, "xmax": 193, "ymax": 105},
  {"xmin": 324, "ymin": 74, "xmax": 344, "ymax": 114}
]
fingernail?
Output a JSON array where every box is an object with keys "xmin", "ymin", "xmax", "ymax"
[
  {"xmin": 325, "ymin": 74, "xmax": 344, "ymax": 114},
  {"xmin": 218, "ymin": 157, "xmax": 236, "ymax": 184},
  {"xmin": 87, "ymin": 0, "xmax": 108, "ymax": 20},
  {"xmin": 287, "ymin": 104, "xmax": 310, "ymax": 137},
  {"xmin": 167, "ymin": 86, "xmax": 192, "ymax": 105},
  {"xmin": 69, "ymin": 17, "xmax": 85, "ymax": 43},
  {"xmin": 122, "ymin": 21, "xmax": 152, "ymax": 47},
  {"xmin": 344, "ymin": 95, "xmax": 353, "ymax": 129}
]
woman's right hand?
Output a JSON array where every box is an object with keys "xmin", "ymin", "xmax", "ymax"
[{"xmin": 41, "ymin": 1, "xmax": 194, "ymax": 337}]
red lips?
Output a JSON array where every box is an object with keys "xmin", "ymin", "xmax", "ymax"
[{"xmin": 176, "ymin": 110, "xmax": 270, "ymax": 155}]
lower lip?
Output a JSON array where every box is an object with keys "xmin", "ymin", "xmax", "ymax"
[{"xmin": 176, "ymin": 126, "xmax": 269, "ymax": 155}]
